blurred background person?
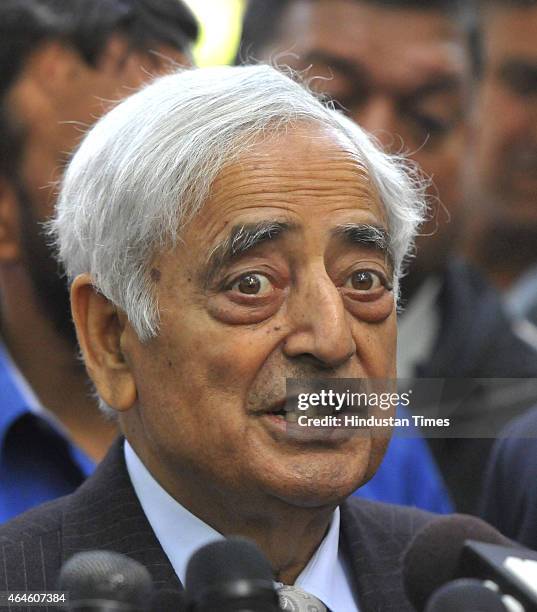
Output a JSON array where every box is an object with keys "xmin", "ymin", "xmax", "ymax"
[
  {"xmin": 237, "ymin": 0, "xmax": 537, "ymax": 513},
  {"xmin": 0, "ymin": 0, "xmax": 198, "ymax": 523},
  {"xmin": 480, "ymin": 406, "xmax": 537, "ymax": 550},
  {"xmin": 464, "ymin": 0, "xmax": 537, "ymax": 331}
]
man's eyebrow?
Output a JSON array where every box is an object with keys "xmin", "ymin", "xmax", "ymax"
[
  {"xmin": 302, "ymin": 50, "xmax": 462, "ymax": 103},
  {"xmin": 302, "ymin": 50, "xmax": 368, "ymax": 87},
  {"xmin": 333, "ymin": 223, "xmax": 393, "ymax": 264},
  {"xmin": 404, "ymin": 74, "xmax": 463, "ymax": 102},
  {"xmin": 203, "ymin": 221, "xmax": 295, "ymax": 287}
]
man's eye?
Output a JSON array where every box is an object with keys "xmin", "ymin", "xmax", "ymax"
[
  {"xmin": 500, "ymin": 66, "xmax": 537, "ymax": 98},
  {"xmin": 344, "ymin": 270, "xmax": 387, "ymax": 292},
  {"xmin": 229, "ymin": 273, "xmax": 272, "ymax": 295},
  {"xmin": 332, "ymin": 92, "xmax": 367, "ymax": 117},
  {"xmin": 414, "ymin": 113, "xmax": 451, "ymax": 137}
]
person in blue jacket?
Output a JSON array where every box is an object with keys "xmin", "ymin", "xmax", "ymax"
[
  {"xmin": 0, "ymin": 0, "xmax": 198, "ymax": 522},
  {"xmin": 358, "ymin": 409, "xmax": 453, "ymax": 514}
]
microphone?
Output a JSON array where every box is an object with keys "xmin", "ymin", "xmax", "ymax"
[
  {"xmin": 424, "ymin": 578, "xmax": 508, "ymax": 612},
  {"xmin": 58, "ymin": 550, "xmax": 153, "ymax": 612},
  {"xmin": 184, "ymin": 537, "xmax": 280, "ymax": 612},
  {"xmin": 403, "ymin": 515, "xmax": 537, "ymax": 612},
  {"xmin": 403, "ymin": 514, "xmax": 512, "ymax": 611}
]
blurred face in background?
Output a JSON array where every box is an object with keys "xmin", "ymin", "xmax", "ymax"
[
  {"xmin": 11, "ymin": 41, "xmax": 189, "ymax": 221},
  {"xmin": 474, "ymin": 4, "xmax": 537, "ymax": 228},
  {"xmin": 259, "ymin": 0, "xmax": 471, "ymax": 286},
  {"xmin": 4, "ymin": 38, "xmax": 190, "ymax": 339}
]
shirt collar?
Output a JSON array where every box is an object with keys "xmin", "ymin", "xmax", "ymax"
[
  {"xmin": 293, "ymin": 507, "xmax": 342, "ymax": 610},
  {"xmin": 397, "ymin": 277, "xmax": 442, "ymax": 379},
  {"xmin": 124, "ymin": 440, "xmax": 222, "ymax": 583},
  {"xmin": 124, "ymin": 440, "xmax": 353, "ymax": 611}
]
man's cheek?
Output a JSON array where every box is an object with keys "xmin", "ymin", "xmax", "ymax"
[
  {"xmin": 153, "ymin": 320, "xmax": 254, "ymax": 400},
  {"xmin": 203, "ymin": 345, "xmax": 267, "ymax": 396}
]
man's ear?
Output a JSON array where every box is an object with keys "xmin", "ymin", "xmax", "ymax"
[
  {"xmin": 0, "ymin": 178, "xmax": 22, "ymax": 263},
  {"xmin": 71, "ymin": 274, "xmax": 137, "ymax": 413},
  {"xmin": 24, "ymin": 41, "xmax": 85, "ymax": 100}
]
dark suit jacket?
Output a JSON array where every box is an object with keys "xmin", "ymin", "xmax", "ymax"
[
  {"xmin": 480, "ymin": 407, "xmax": 537, "ymax": 552},
  {"xmin": 0, "ymin": 438, "xmax": 434, "ymax": 611}
]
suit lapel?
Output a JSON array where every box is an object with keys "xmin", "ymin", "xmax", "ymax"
[
  {"xmin": 340, "ymin": 499, "xmax": 418, "ymax": 612},
  {"xmin": 60, "ymin": 437, "xmax": 181, "ymax": 591}
]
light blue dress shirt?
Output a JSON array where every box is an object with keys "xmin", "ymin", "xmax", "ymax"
[{"xmin": 124, "ymin": 441, "xmax": 359, "ymax": 611}]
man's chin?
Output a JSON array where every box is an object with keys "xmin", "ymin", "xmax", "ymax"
[
  {"xmin": 272, "ymin": 480, "xmax": 362, "ymax": 509},
  {"xmin": 263, "ymin": 454, "xmax": 373, "ymax": 509}
]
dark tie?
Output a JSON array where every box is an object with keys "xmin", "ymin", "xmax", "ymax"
[{"xmin": 278, "ymin": 585, "xmax": 328, "ymax": 611}]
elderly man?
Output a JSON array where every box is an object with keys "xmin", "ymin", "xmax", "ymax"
[
  {"xmin": 464, "ymin": 0, "xmax": 537, "ymax": 322},
  {"xmin": 238, "ymin": 0, "xmax": 537, "ymax": 513},
  {"xmin": 0, "ymin": 65, "xmax": 430, "ymax": 611},
  {"xmin": 0, "ymin": 0, "xmax": 198, "ymax": 522}
]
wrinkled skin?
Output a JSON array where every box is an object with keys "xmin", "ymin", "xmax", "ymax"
[{"xmin": 72, "ymin": 124, "xmax": 398, "ymax": 579}]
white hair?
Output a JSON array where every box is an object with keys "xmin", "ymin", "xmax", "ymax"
[{"xmin": 51, "ymin": 64, "xmax": 427, "ymax": 344}]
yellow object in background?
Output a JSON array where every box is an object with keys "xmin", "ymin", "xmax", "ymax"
[{"xmin": 183, "ymin": 0, "xmax": 247, "ymax": 66}]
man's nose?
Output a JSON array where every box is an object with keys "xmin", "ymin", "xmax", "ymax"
[
  {"xmin": 282, "ymin": 272, "xmax": 356, "ymax": 369},
  {"xmin": 351, "ymin": 97, "xmax": 400, "ymax": 153}
]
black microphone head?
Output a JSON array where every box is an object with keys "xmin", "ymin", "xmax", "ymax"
[
  {"xmin": 59, "ymin": 550, "xmax": 153, "ymax": 611},
  {"xmin": 425, "ymin": 579, "xmax": 508, "ymax": 612},
  {"xmin": 402, "ymin": 514, "xmax": 511, "ymax": 612},
  {"xmin": 185, "ymin": 537, "xmax": 279, "ymax": 612},
  {"xmin": 149, "ymin": 589, "xmax": 186, "ymax": 612},
  {"xmin": 186, "ymin": 537, "xmax": 274, "ymax": 591}
]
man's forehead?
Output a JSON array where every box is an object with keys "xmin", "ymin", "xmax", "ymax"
[
  {"xmin": 280, "ymin": 0, "xmax": 462, "ymax": 42},
  {"xmin": 484, "ymin": 6, "xmax": 537, "ymax": 58},
  {"xmin": 277, "ymin": 0, "xmax": 468, "ymax": 92},
  {"xmin": 184, "ymin": 125, "xmax": 387, "ymax": 246},
  {"xmin": 210, "ymin": 134, "xmax": 381, "ymax": 211}
]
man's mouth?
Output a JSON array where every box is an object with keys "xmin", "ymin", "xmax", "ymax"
[
  {"xmin": 264, "ymin": 400, "xmax": 299, "ymax": 423},
  {"xmin": 259, "ymin": 397, "xmax": 363, "ymax": 444},
  {"xmin": 263, "ymin": 398, "xmax": 354, "ymax": 422},
  {"xmin": 269, "ymin": 408, "xmax": 299, "ymax": 423}
]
